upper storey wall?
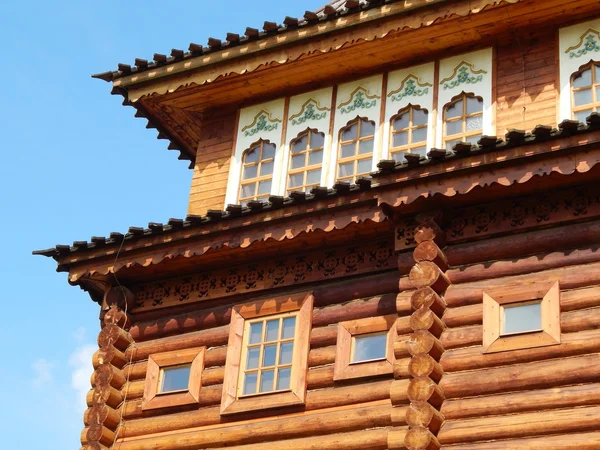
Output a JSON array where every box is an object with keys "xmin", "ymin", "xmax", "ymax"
[{"xmin": 187, "ymin": 17, "xmax": 597, "ymax": 216}]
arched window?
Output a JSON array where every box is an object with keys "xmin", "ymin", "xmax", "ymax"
[
  {"xmin": 287, "ymin": 129, "xmax": 325, "ymax": 194},
  {"xmin": 238, "ymin": 140, "xmax": 276, "ymax": 206},
  {"xmin": 390, "ymin": 106, "xmax": 428, "ymax": 160},
  {"xmin": 571, "ymin": 62, "xmax": 600, "ymax": 122},
  {"xmin": 443, "ymin": 93, "xmax": 483, "ymax": 151},
  {"xmin": 337, "ymin": 118, "xmax": 375, "ymax": 183}
]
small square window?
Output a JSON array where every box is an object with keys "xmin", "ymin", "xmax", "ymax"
[
  {"xmin": 142, "ymin": 347, "xmax": 205, "ymax": 411},
  {"xmin": 334, "ymin": 315, "xmax": 396, "ymax": 381},
  {"xmin": 351, "ymin": 332, "xmax": 387, "ymax": 363},
  {"xmin": 501, "ymin": 301, "xmax": 542, "ymax": 336},
  {"xmin": 483, "ymin": 281, "xmax": 560, "ymax": 353},
  {"xmin": 159, "ymin": 365, "xmax": 191, "ymax": 393}
]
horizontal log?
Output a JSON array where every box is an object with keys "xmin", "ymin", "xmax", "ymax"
[
  {"xmin": 91, "ymin": 363, "xmax": 126, "ymax": 390},
  {"xmin": 410, "ymin": 308, "xmax": 444, "ymax": 337},
  {"xmin": 441, "ymin": 328, "xmax": 600, "ymax": 372},
  {"xmin": 406, "ymin": 402, "xmax": 444, "ymax": 434},
  {"xmin": 121, "ymin": 380, "xmax": 395, "ymax": 438},
  {"xmin": 441, "ymin": 383, "xmax": 600, "ymax": 420},
  {"xmin": 413, "ymin": 241, "xmax": 448, "ymax": 271},
  {"xmin": 93, "ymin": 346, "xmax": 128, "ymax": 369},
  {"xmin": 438, "ymin": 405, "xmax": 600, "ymax": 445},
  {"xmin": 397, "ymin": 290, "xmax": 414, "ymax": 316},
  {"xmin": 409, "ymin": 261, "xmax": 450, "ymax": 293},
  {"xmin": 561, "ymin": 307, "xmax": 600, "ymax": 333},
  {"xmin": 408, "ymin": 376, "xmax": 444, "ymax": 408},
  {"xmin": 440, "ymin": 354, "xmax": 600, "ymax": 399},
  {"xmin": 225, "ymin": 428, "xmax": 390, "ymax": 450},
  {"xmin": 131, "ymin": 272, "xmax": 400, "ymax": 339},
  {"xmin": 84, "ymin": 404, "xmax": 121, "ymax": 430},
  {"xmin": 411, "ymin": 287, "xmax": 445, "ymax": 317},
  {"xmin": 312, "ymin": 294, "xmax": 397, "ymax": 328},
  {"xmin": 86, "ymin": 384, "xmax": 123, "ymax": 409},
  {"xmin": 442, "ymin": 431, "xmax": 600, "ymax": 450},
  {"xmin": 446, "ymin": 219, "xmax": 600, "ymax": 267},
  {"xmin": 390, "ymin": 379, "xmax": 410, "ymax": 407},
  {"xmin": 115, "ymin": 403, "xmax": 392, "ymax": 450},
  {"xmin": 415, "ymin": 219, "xmax": 445, "ymax": 246},
  {"xmin": 86, "ymin": 424, "xmax": 115, "ymax": 448},
  {"xmin": 404, "ymin": 426, "xmax": 440, "ymax": 450},
  {"xmin": 445, "ymin": 260, "xmax": 600, "ymax": 308},
  {"xmin": 98, "ymin": 325, "xmax": 133, "ymax": 351},
  {"xmin": 440, "ymin": 325, "xmax": 480, "ymax": 349}
]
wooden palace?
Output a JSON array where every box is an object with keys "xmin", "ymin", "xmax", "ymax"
[{"xmin": 35, "ymin": 0, "xmax": 600, "ymax": 448}]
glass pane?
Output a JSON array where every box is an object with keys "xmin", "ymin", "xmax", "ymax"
[
  {"xmin": 277, "ymin": 368, "xmax": 291, "ymax": 390},
  {"xmin": 306, "ymin": 169, "xmax": 321, "ymax": 185},
  {"xmin": 245, "ymin": 147, "xmax": 259, "ymax": 164},
  {"xmin": 445, "ymin": 120, "xmax": 462, "ymax": 136},
  {"xmin": 357, "ymin": 158, "xmax": 372, "ymax": 175},
  {"xmin": 263, "ymin": 344, "xmax": 277, "ymax": 367},
  {"xmin": 288, "ymin": 173, "xmax": 303, "ymax": 189},
  {"xmin": 260, "ymin": 370, "xmax": 275, "ymax": 393},
  {"xmin": 502, "ymin": 302, "xmax": 542, "ymax": 335},
  {"xmin": 279, "ymin": 342, "xmax": 294, "ymax": 364},
  {"xmin": 574, "ymin": 88, "xmax": 593, "ymax": 107},
  {"xmin": 246, "ymin": 347, "xmax": 260, "ymax": 369},
  {"xmin": 338, "ymin": 162, "xmax": 355, "ymax": 178},
  {"xmin": 466, "ymin": 96, "xmax": 483, "ymax": 114},
  {"xmin": 573, "ymin": 69, "xmax": 592, "ymax": 89},
  {"xmin": 352, "ymin": 333, "xmax": 387, "ymax": 362},
  {"xmin": 393, "ymin": 113, "xmax": 409, "ymax": 130},
  {"xmin": 446, "ymin": 100, "xmax": 463, "ymax": 119},
  {"xmin": 446, "ymin": 139, "xmax": 461, "ymax": 151},
  {"xmin": 466, "ymin": 135, "xmax": 481, "ymax": 145},
  {"xmin": 293, "ymin": 134, "xmax": 308, "ymax": 153},
  {"xmin": 242, "ymin": 165, "xmax": 257, "ymax": 180},
  {"xmin": 161, "ymin": 366, "xmax": 191, "ymax": 392},
  {"xmin": 392, "ymin": 131, "xmax": 409, "ymax": 147},
  {"xmin": 291, "ymin": 154, "xmax": 305, "ymax": 170},
  {"xmin": 310, "ymin": 132, "xmax": 325, "ymax": 149},
  {"xmin": 260, "ymin": 161, "xmax": 274, "ymax": 176},
  {"xmin": 360, "ymin": 120, "xmax": 375, "ymax": 137},
  {"xmin": 244, "ymin": 372, "xmax": 258, "ymax": 395},
  {"xmin": 595, "ymin": 65, "xmax": 600, "ymax": 83},
  {"xmin": 359, "ymin": 139, "xmax": 374, "ymax": 155},
  {"xmin": 265, "ymin": 319, "xmax": 280, "ymax": 341},
  {"xmin": 240, "ymin": 183, "xmax": 255, "ymax": 200},
  {"xmin": 341, "ymin": 143, "xmax": 355, "ymax": 159},
  {"xmin": 466, "ymin": 115, "xmax": 483, "ymax": 132},
  {"xmin": 249, "ymin": 322, "xmax": 263, "ymax": 344},
  {"xmin": 341, "ymin": 123, "xmax": 357, "ymax": 141},
  {"xmin": 262, "ymin": 143, "xmax": 276, "ymax": 159},
  {"xmin": 282, "ymin": 317, "xmax": 296, "ymax": 339},
  {"xmin": 391, "ymin": 150, "xmax": 405, "ymax": 162},
  {"xmin": 412, "ymin": 127, "xmax": 427, "ymax": 143},
  {"xmin": 574, "ymin": 109, "xmax": 592, "ymax": 123},
  {"xmin": 257, "ymin": 180, "xmax": 271, "ymax": 195},
  {"xmin": 413, "ymin": 108, "xmax": 428, "ymax": 126},
  {"xmin": 308, "ymin": 149, "xmax": 323, "ymax": 166},
  {"xmin": 413, "ymin": 146, "xmax": 427, "ymax": 157}
]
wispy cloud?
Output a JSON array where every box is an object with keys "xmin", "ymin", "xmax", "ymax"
[
  {"xmin": 32, "ymin": 358, "xmax": 54, "ymax": 388},
  {"xmin": 69, "ymin": 343, "xmax": 97, "ymax": 413},
  {"xmin": 73, "ymin": 326, "xmax": 87, "ymax": 342}
]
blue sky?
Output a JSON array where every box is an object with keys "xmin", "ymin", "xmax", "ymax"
[{"xmin": 0, "ymin": 1, "xmax": 325, "ymax": 447}]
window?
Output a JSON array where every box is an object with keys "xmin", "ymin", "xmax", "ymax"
[
  {"xmin": 334, "ymin": 315, "xmax": 396, "ymax": 381},
  {"xmin": 239, "ymin": 312, "xmax": 297, "ymax": 396},
  {"xmin": 142, "ymin": 347, "xmax": 205, "ymax": 410},
  {"xmin": 443, "ymin": 93, "xmax": 483, "ymax": 150},
  {"xmin": 239, "ymin": 140, "xmax": 276, "ymax": 206},
  {"xmin": 390, "ymin": 106, "xmax": 428, "ymax": 160},
  {"xmin": 221, "ymin": 292, "xmax": 313, "ymax": 415},
  {"xmin": 287, "ymin": 129, "xmax": 325, "ymax": 193},
  {"xmin": 483, "ymin": 281, "xmax": 560, "ymax": 353},
  {"xmin": 571, "ymin": 63, "xmax": 600, "ymax": 122},
  {"xmin": 337, "ymin": 118, "xmax": 375, "ymax": 183}
]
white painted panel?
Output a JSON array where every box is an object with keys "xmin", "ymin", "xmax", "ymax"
[
  {"xmin": 384, "ymin": 63, "xmax": 435, "ymax": 159},
  {"xmin": 328, "ymin": 75, "xmax": 383, "ymax": 186},
  {"xmin": 436, "ymin": 48, "xmax": 493, "ymax": 148},
  {"xmin": 284, "ymin": 88, "xmax": 334, "ymax": 190},
  {"xmin": 225, "ymin": 99, "xmax": 285, "ymax": 206},
  {"xmin": 559, "ymin": 18, "xmax": 600, "ymax": 121}
]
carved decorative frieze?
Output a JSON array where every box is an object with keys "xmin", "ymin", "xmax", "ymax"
[
  {"xmin": 241, "ymin": 110, "xmax": 282, "ymax": 137},
  {"xmin": 338, "ymin": 87, "xmax": 380, "ymax": 114},
  {"xmin": 131, "ymin": 239, "xmax": 395, "ymax": 312},
  {"xmin": 289, "ymin": 99, "xmax": 329, "ymax": 126},
  {"xmin": 395, "ymin": 184, "xmax": 600, "ymax": 251},
  {"xmin": 440, "ymin": 61, "xmax": 487, "ymax": 90},
  {"xmin": 565, "ymin": 28, "xmax": 600, "ymax": 59},
  {"xmin": 388, "ymin": 74, "xmax": 432, "ymax": 103}
]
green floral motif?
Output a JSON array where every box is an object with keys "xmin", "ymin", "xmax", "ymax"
[
  {"xmin": 291, "ymin": 102, "xmax": 327, "ymax": 126},
  {"xmin": 339, "ymin": 90, "xmax": 378, "ymax": 114},
  {"xmin": 569, "ymin": 34, "xmax": 600, "ymax": 59},
  {"xmin": 391, "ymin": 78, "xmax": 430, "ymax": 102},
  {"xmin": 244, "ymin": 114, "xmax": 279, "ymax": 137},
  {"xmin": 442, "ymin": 65, "xmax": 484, "ymax": 90}
]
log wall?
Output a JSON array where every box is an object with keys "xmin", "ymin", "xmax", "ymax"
[
  {"xmin": 114, "ymin": 268, "xmax": 402, "ymax": 449},
  {"xmin": 436, "ymin": 230, "xmax": 600, "ymax": 448}
]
